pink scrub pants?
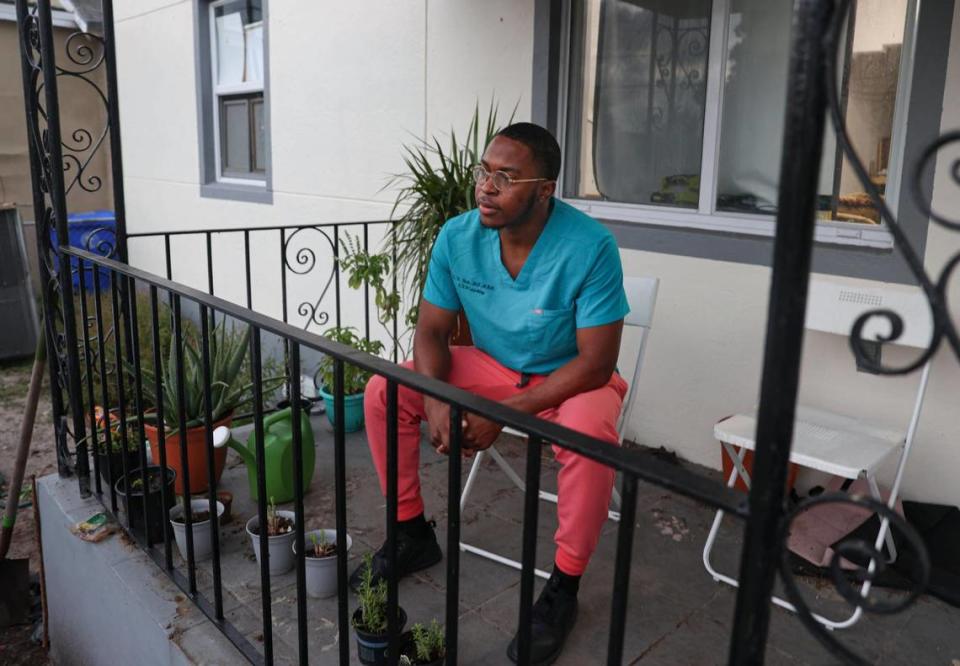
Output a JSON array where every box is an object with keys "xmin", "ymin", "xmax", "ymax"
[{"xmin": 364, "ymin": 346, "xmax": 627, "ymax": 576}]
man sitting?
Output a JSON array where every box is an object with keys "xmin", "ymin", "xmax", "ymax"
[{"xmin": 354, "ymin": 122, "xmax": 629, "ymax": 665}]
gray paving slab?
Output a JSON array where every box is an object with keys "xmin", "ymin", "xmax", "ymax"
[{"xmin": 137, "ymin": 414, "xmax": 960, "ymax": 665}]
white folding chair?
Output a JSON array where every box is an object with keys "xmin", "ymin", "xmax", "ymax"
[
  {"xmin": 459, "ymin": 276, "xmax": 660, "ymax": 579},
  {"xmin": 702, "ymin": 278, "xmax": 934, "ymax": 630}
]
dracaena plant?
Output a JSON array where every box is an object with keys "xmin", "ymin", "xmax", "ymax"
[
  {"xmin": 385, "ymin": 102, "xmax": 513, "ymax": 327},
  {"xmin": 133, "ymin": 318, "xmax": 257, "ymax": 433}
]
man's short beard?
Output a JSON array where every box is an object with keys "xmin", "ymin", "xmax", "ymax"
[{"xmin": 502, "ymin": 188, "xmax": 540, "ymax": 229}]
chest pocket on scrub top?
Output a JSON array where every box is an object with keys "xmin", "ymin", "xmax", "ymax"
[{"xmin": 526, "ymin": 307, "xmax": 577, "ymax": 359}]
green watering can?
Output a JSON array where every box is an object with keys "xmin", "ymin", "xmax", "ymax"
[{"xmin": 213, "ymin": 407, "xmax": 316, "ymax": 503}]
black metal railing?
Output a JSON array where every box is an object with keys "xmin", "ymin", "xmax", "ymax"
[
  {"xmin": 126, "ymin": 221, "xmax": 401, "ymax": 361},
  {"xmin": 16, "ymin": 0, "xmax": 958, "ymax": 663},
  {"xmin": 65, "ymin": 245, "xmax": 748, "ymax": 664}
]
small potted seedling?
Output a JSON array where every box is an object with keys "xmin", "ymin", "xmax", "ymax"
[
  {"xmin": 169, "ymin": 498, "xmax": 225, "ymax": 561},
  {"xmin": 405, "ymin": 619, "xmax": 446, "ymax": 665},
  {"xmin": 352, "ymin": 552, "xmax": 407, "ymax": 665},
  {"xmin": 245, "ymin": 497, "xmax": 296, "ymax": 575},
  {"xmin": 293, "ymin": 528, "xmax": 353, "ymax": 598}
]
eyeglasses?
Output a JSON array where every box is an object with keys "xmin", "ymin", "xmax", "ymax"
[{"xmin": 472, "ymin": 165, "xmax": 549, "ymax": 191}]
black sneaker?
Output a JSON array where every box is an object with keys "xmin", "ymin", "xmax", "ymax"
[
  {"xmin": 506, "ymin": 571, "xmax": 579, "ymax": 665},
  {"xmin": 349, "ymin": 522, "xmax": 443, "ymax": 592}
]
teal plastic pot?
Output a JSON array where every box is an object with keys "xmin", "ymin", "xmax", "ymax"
[{"xmin": 318, "ymin": 387, "xmax": 365, "ymax": 433}]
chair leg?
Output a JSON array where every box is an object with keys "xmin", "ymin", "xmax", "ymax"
[
  {"xmin": 703, "ymin": 443, "xmax": 865, "ymax": 630},
  {"xmin": 866, "ymin": 475, "xmax": 898, "ymax": 564},
  {"xmin": 459, "ymin": 447, "xmax": 550, "ymax": 580}
]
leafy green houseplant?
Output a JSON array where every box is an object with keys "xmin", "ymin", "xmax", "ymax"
[
  {"xmin": 315, "ymin": 326, "xmax": 384, "ymax": 433},
  {"xmin": 135, "ymin": 318, "xmax": 260, "ymax": 495},
  {"xmin": 352, "ymin": 552, "xmax": 407, "ymax": 665},
  {"xmin": 335, "ymin": 103, "xmax": 512, "ymax": 356}
]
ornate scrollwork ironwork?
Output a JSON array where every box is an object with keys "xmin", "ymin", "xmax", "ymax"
[
  {"xmin": 774, "ymin": 0, "xmax": 957, "ymax": 661},
  {"xmin": 777, "ymin": 494, "xmax": 931, "ymax": 666},
  {"xmin": 283, "ymin": 226, "xmax": 337, "ymax": 332},
  {"xmin": 824, "ymin": 0, "xmax": 959, "ymax": 376}
]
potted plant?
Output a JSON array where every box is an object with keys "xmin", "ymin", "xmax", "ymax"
[
  {"xmin": 292, "ymin": 528, "xmax": 353, "ymax": 598},
  {"xmin": 114, "ymin": 465, "xmax": 176, "ymax": 543},
  {"xmin": 168, "ymin": 498, "xmax": 225, "ymax": 561},
  {"xmin": 315, "ymin": 326, "xmax": 384, "ymax": 433},
  {"xmin": 401, "ymin": 620, "xmax": 445, "ymax": 666},
  {"xmin": 245, "ymin": 497, "xmax": 296, "ymax": 576},
  {"xmin": 386, "ymin": 103, "xmax": 510, "ymax": 345},
  {"xmin": 136, "ymin": 319, "xmax": 258, "ymax": 495},
  {"xmin": 92, "ymin": 407, "xmax": 144, "ymax": 487},
  {"xmin": 352, "ymin": 552, "xmax": 407, "ymax": 666}
]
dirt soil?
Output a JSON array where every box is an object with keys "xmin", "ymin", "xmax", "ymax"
[{"xmin": 0, "ymin": 356, "xmax": 57, "ymax": 665}]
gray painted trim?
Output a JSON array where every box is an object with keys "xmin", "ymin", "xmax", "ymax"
[
  {"xmin": 536, "ymin": 0, "xmax": 954, "ymax": 285},
  {"xmin": 200, "ymin": 182, "xmax": 273, "ymax": 204},
  {"xmin": 193, "ymin": 0, "xmax": 273, "ymax": 205}
]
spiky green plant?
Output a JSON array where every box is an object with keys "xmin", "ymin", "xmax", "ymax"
[
  {"xmin": 386, "ymin": 102, "xmax": 513, "ymax": 319},
  {"xmin": 352, "ymin": 552, "xmax": 388, "ymax": 634},
  {"xmin": 134, "ymin": 318, "xmax": 258, "ymax": 433},
  {"xmin": 411, "ymin": 619, "xmax": 445, "ymax": 663}
]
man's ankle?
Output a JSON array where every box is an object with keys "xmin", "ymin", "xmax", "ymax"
[
  {"xmin": 552, "ymin": 564, "xmax": 581, "ymax": 596},
  {"xmin": 397, "ymin": 513, "xmax": 430, "ymax": 539}
]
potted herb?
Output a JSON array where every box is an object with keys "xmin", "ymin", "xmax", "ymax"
[
  {"xmin": 352, "ymin": 552, "xmax": 407, "ymax": 666},
  {"xmin": 315, "ymin": 326, "xmax": 384, "ymax": 433},
  {"xmin": 245, "ymin": 497, "xmax": 296, "ymax": 576},
  {"xmin": 386, "ymin": 103, "xmax": 510, "ymax": 345},
  {"xmin": 168, "ymin": 498, "xmax": 225, "ymax": 561},
  {"xmin": 404, "ymin": 620, "xmax": 446, "ymax": 666},
  {"xmin": 292, "ymin": 528, "xmax": 353, "ymax": 598},
  {"xmin": 114, "ymin": 466, "xmax": 176, "ymax": 543},
  {"xmin": 136, "ymin": 319, "xmax": 258, "ymax": 495}
]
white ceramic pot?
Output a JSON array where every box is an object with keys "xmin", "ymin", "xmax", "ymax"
[
  {"xmin": 169, "ymin": 500, "xmax": 225, "ymax": 561},
  {"xmin": 293, "ymin": 529, "xmax": 353, "ymax": 598},
  {"xmin": 246, "ymin": 510, "xmax": 297, "ymax": 576}
]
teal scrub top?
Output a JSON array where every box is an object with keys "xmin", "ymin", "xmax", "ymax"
[{"xmin": 422, "ymin": 199, "xmax": 629, "ymax": 375}]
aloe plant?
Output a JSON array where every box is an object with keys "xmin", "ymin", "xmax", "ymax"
[
  {"xmin": 386, "ymin": 102, "xmax": 512, "ymax": 324},
  {"xmin": 134, "ymin": 318, "xmax": 258, "ymax": 433}
]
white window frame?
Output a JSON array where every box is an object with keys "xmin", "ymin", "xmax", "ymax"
[
  {"xmin": 557, "ymin": 0, "xmax": 920, "ymax": 250},
  {"xmin": 209, "ymin": 0, "xmax": 266, "ymax": 187}
]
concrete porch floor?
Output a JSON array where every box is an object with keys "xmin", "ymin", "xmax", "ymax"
[{"xmin": 139, "ymin": 412, "xmax": 960, "ymax": 664}]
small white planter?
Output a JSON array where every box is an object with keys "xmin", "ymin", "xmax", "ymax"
[
  {"xmin": 169, "ymin": 500, "xmax": 225, "ymax": 562},
  {"xmin": 246, "ymin": 510, "xmax": 297, "ymax": 576},
  {"xmin": 293, "ymin": 529, "xmax": 353, "ymax": 598}
]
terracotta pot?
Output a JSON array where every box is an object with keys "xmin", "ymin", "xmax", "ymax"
[{"xmin": 143, "ymin": 413, "xmax": 233, "ymax": 495}]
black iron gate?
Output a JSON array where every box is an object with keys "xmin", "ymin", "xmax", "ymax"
[{"xmin": 15, "ymin": 0, "xmax": 957, "ymax": 664}]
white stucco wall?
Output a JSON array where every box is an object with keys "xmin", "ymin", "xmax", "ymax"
[{"xmin": 114, "ymin": 0, "xmax": 960, "ymax": 505}]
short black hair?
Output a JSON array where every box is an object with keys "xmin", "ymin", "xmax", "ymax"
[{"xmin": 495, "ymin": 122, "xmax": 561, "ymax": 180}]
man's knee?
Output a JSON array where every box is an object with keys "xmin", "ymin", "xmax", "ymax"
[{"xmin": 364, "ymin": 374, "xmax": 387, "ymax": 411}]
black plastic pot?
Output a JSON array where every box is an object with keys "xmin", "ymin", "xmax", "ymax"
[
  {"xmin": 97, "ymin": 446, "xmax": 142, "ymax": 488},
  {"xmin": 352, "ymin": 606, "xmax": 407, "ymax": 666},
  {"xmin": 115, "ymin": 466, "xmax": 176, "ymax": 543}
]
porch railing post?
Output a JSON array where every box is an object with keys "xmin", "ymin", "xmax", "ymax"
[
  {"xmin": 100, "ymin": 0, "xmax": 129, "ymax": 264},
  {"xmin": 36, "ymin": 0, "xmax": 91, "ymax": 493},
  {"xmin": 14, "ymin": 0, "xmax": 70, "ymax": 478},
  {"xmin": 727, "ymin": 0, "xmax": 835, "ymax": 662}
]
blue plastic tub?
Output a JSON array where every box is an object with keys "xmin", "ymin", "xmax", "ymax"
[{"xmin": 49, "ymin": 210, "xmax": 117, "ymax": 290}]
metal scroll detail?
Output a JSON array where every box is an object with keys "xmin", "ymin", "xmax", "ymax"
[
  {"xmin": 283, "ymin": 226, "xmax": 337, "ymax": 333},
  {"xmin": 17, "ymin": 1, "xmax": 113, "ymax": 484},
  {"xmin": 824, "ymin": 0, "xmax": 959, "ymax": 374},
  {"xmin": 777, "ymin": 0, "xmax": 957, "ymax": 661}
]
